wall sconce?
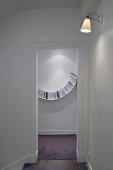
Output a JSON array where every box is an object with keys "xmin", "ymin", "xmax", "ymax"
[{"xmin": 80, "ymin": 13, "xmax": 103, "ymax": 33}]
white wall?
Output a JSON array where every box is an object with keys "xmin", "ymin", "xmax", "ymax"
[
  {"xmin": 37, "ymin": 48, "xmax": 78, "ymax": 134},
  {"xmin": 88, "ymin": 0, "xmax": 113, "ymax": 169},
  {"xmin": 80, "ymin": 0, "xmax": 100, "ymax": 19},
  {"xmin": 0, "ymin": 8, "xmax": 82, "ymax": 169}
]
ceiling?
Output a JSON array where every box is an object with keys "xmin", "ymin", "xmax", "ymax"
[{"xmin": 0, "ymin": 0, "xmax": 82, "ymax": 21}]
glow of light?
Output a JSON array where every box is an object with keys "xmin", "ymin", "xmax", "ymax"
[{"xmin": 80, "ymin": 18, "xmax": 91, "ymax": 33}]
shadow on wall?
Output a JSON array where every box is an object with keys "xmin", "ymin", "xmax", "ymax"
[{"xmin": 38, "ymin": 86, "xmax": 77, "ymax": 114}]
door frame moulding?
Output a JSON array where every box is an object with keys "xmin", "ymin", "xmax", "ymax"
[{"xmin": 30, "ymin": 41, "xmax": 87, "ymax": 162}]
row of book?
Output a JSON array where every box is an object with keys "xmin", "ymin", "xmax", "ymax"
[{"xmin": 38, "ymin": 74, "xmax": 77, "ymax": 100}]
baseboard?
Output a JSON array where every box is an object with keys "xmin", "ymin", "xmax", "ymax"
[
  {"xmin": 38, "ymin": 130, "xmax": 77, "ymax": 135},
  {"xmin": 1, "ymin": 151, "xmax": 38, "ymax": 170},
  {"xmin": 25, "ymin": 152, "xmax": 38, "ymax": 164},
  {"xmin": 86, "ymin": 160, "xmax": 93, "ymax": 170},
  {"xmin": 77, "ymin": 153, "xmax": 84, "ymax": 162}
]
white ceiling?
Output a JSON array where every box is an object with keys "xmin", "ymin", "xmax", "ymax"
[{"xmin": 0, "ymin": 0, "xmax": 82, "ymax": 21}]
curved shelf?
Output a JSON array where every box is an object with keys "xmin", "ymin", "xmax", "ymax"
[{"xmin": 37, "ymin": 73, "xmax": 78, "ymax": 100}]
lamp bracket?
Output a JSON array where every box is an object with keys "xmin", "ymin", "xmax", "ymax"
[{"xmin": 87, "ymin": 13, "xmax": 103, "ymax": 23}]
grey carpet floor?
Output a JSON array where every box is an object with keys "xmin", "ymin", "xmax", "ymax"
[
  {"xmin": 23, "ymin": 160, "xmax": 88, "ymax": 170},
  {"xmin": 38, "ymin": 160, "xmax": 78, "ymax": 170}
]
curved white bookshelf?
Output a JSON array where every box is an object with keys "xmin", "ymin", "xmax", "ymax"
[{"xmin": 37, "ymin": 73, "xmax": 78, "ymax": 100}]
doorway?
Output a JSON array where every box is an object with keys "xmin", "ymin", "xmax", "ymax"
[
  {"xmin": 36, "ymin": 46, "xmax": 78, "ymax": 161},
  {"xmin": 30, "ymin": 41, "xmax": 85, "ymax": 163}
]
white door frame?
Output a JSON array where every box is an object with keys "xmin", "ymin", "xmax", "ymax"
[{"xmin": 30, "ymin": 41, "xmax": 87, "ymax": 162}]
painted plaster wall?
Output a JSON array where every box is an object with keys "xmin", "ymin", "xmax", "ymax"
[
  {"xmin": 37, "ymin": 48, "xmax": 78, "ymax": 134},
  {"xmin": 0, "ymin": 8, "xmax": 82, "ymax": 169},
  {"xmin": 87, "ymin": 0, "xmax": 113, "ymax": 169}
]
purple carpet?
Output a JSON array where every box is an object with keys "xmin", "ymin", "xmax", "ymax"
[
  {"xmin": 23, "ymin": 135, "xmax": 88, "ymax": 170},
  {"xmin": 38, "ymin": 135, "xmax": 77, "ymax": 160}
]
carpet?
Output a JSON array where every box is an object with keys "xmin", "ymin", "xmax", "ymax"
[
  {"xmin": 24, "ymin": 160, "xmax": 78, "ymax": 170},
  {"xmin": 22, "ymin": 135, "xmax": 88, "ymax": 169},
  {"xmin": 23, "ymin": 160, "xmax": 87, "ymax": 170},
  {"xmin": 38, "ymin": 135, "xmax": 77, "ymax": 160}
]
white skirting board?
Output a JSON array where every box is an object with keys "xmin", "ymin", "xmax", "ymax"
[
  {"xmin": 86, "ymin": 160, "xmax": 93, "ymax": 170},
  {"xmin": 38, "ymin": 130, "xmax": 77, "ymax": 135},
  {"xmin": 1, "ymin": 152, "xmax": 38, "ymax": 170},
  {"xmin": 77, "ymin": 153, "xmax": 84, "ymax": 162}
]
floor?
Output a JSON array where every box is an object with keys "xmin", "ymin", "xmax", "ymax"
[
  {"xmin": 23, "ymin": 160, "xmax": 88, "ymax": 170},
  {"xmin": 23, "ymin": 135, "xmax": 88, "ymax": 170},
  {"xmin": 38, "ymin": 135, "xmax": 77, "ymax": 160}
]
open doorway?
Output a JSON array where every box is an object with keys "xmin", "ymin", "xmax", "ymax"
[
  {"xmin": 36, "ymin": 46, "xmax": 78, "ymax": 160},
  {"xmin": 29, "ymin": 41, "xmax": 86, "ymax": 169}
]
